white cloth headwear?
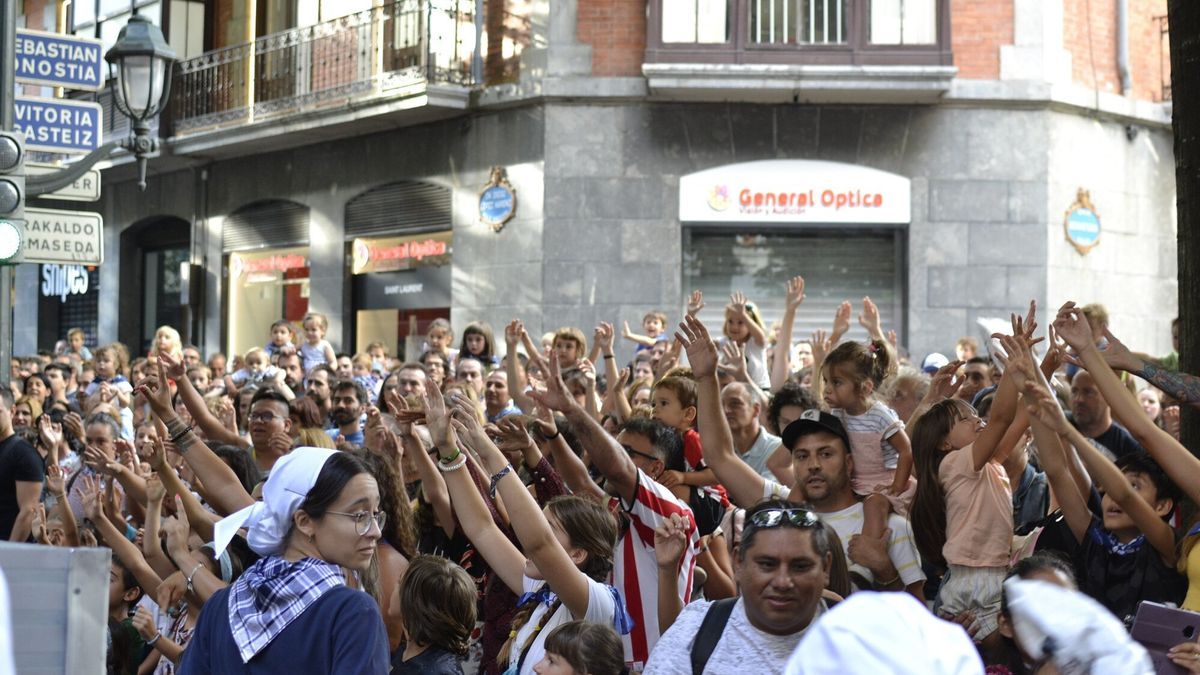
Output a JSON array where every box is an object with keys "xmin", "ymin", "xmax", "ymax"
[
  {"xmin": 783, "ymin": 592, "xmax": 983, "ymax": 675},
  {"xmin": 211, "ymin": 447, "xmax": 339, "ymax": 558},
  {"xmin": 1004, "ymin": 578, "xmax": 1154, "ymax": 674}
]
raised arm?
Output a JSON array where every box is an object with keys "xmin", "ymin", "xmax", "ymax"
[
  {"xmin": 504, "ymin": 320, "xmax": 539, "ymax": 414},
  {"xmin": 140, "ymin": 358, "xmax": 253, "ymax": 515},
  {"xmin": 770, "ymin": 276, "xmax": 805, "ymax": 392},
  {"xmin": 972, "ymin": 305, "xmax": 1039, "ymax": 471},
  {"xmin": 451, "ymin": 396, "xmax": 596, "ymax": 619},
  {"xmin": 142, "ymin": 474, "xmax": 176, "ymax": 580},
  {"xmin": 531, "ymin": 353, "xmax": 640, "ymax": 503},
  {"xmin": 158, "ymin": 348, "xmax": 247, "ymax": 449},
  {"xmin": 80, "ymin": 474, "xmax": 164, "ymax": 595},
  {"xmin": 858, "ymin": 296, "xmax": 885, "ymax": 342},
  {"xmin": 533, "ymin": 407, "xmax": 605, "ymax": 500},
  {"xmin": 421, "ymin": 379, "xmax": 526, "ymax": 596},
  {"xmin": 730, "ymin": 292, "xmax": 766, "ymax": 347},
  {"xmin": 44, "ymin": 465, "xmax": 79, "ymax": 547},
  {"xmin": 677, "ymin": 315, "xmax": 769, "ymax": 508},
  {"xmin": 622, "ymin": 321, "xmax": 657, "ymax": 348},
  {"xmin": 1023, "ymin": 384, "xmax": 1092, "ymax": 544}
]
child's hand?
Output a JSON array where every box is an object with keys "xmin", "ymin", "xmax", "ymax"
[
  {"xmin": 675, "ymin": 315, "xmax": 719, "ymax": 380},
  {"xmin": 729, "ymin": 291, "xmax": 750, "ymax": 318},
  {"xmin": 686, "ymin": 290, "xmax": 705, "ymax": 317},
  {"xmin": 504, "ymin": 319, "xmax": 522, "ymax": 348},
  {"xmin": 146, "ymin": 473, "xmax": 166, "ymax": 503},
  {"xmin": 593, "ymin": 322, "xmax": 615, "ymax": 353},
  {"xmin": 831, "ymin": 301, "xmax": 852, "ymax": 339},
  {"xmin": 1051, "ymin": 301, "xmax": 1094, "ymax": 352},
  {"xmin": 858, "ymin": 296, "xmax": 882, "ymax": 337},
  {"xmin": 657, "ymin": 470, "xmax": 686, "ymax": 489},
  {"xmin": 654, "ymin": 512, "xmax": 691, "ymax": 569},
  {"xmin": 784, "ymin": 275, "xmax": 805, "ymax": 312},
  {"xmin": 622, "ymin": 321, "xmax": 635, "ymax": 340}
]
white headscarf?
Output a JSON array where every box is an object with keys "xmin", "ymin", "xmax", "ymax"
[
  {"xmin": 1004, "ymin": 578, "xmax": 1154, "ymax": 674},
  {"xmin": 783, "ymin": 592, "xmax": 983, "ymax": 675},
  {"xmin": 211, "ymin": 447, "xmax": 338, "ymax": 558}
]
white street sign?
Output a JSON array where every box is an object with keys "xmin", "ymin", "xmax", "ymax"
[
  {"xmin": 21, "ymin": 207, "xmax": 103, "ymax": 265},
  {"xmin": 27, "ymin": 163, "xmax": 101, "ymax": 202}
]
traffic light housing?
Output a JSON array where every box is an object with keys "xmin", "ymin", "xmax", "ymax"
[{"xmin": 0, "ymin": 131, "xmax": 23, "ymax": 264}]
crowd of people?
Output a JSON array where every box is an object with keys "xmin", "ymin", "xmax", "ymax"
[{"xmin": 0, "ymin": 285, "xmax": 1197, "ymax": 674}]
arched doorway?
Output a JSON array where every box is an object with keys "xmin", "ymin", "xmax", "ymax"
[{"xmin": 118, "ymin": 216, "xmax": 192, "ymax": 355}]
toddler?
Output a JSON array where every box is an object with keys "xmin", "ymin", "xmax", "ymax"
[
  {"xmin": 299, "ymin": 312, "xmax": 337, "ymax": 371},
  {"xmin": 717, "ymin": 292, "xmax": 768, "ymax": 390},
  {"xmin": 264, "ymin": 319, "xmax": 295, "ymax": 358},
  {"xmin": 622, "ymin": 310, "xmax": 669, "ymax": 353},
  {"xmin": 652, "ymin": 374, "xmax": 728, "ymax": 536}
]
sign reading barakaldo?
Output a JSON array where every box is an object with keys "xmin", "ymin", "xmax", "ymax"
[{"xmin": 679, "ymin": 160, "xmax": 911, "ymax": 224}]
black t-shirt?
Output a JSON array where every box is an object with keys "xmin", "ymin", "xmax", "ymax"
[
  {"xmin": 1075, "ymin": 516, "xmax": 1186, "ymax": 625},
  {"xmin": 0, "ymin": 432, "xmax": 45, "ymax": 540},
  {"xmin": 1068, "ymin": 416, "xmax": 1144, "ymax": 459},
  {"xmin": 391, "ymin": 645, "xmax": 464, "ymax": 675}
]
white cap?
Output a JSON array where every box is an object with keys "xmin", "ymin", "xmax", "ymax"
[
  {"xmin": 783, "ymin": 592, "xmax": 983, "ymax": 675},
  {"xmin": 922, "ymin": 352, "xmax": 950, "ymax": 374}
]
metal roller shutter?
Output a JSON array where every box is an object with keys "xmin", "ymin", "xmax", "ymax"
[
  {"xmin": 344, "ymin": 181, "xmax": 452, "ymax": 238},
  {"xmin": 683, "ymin": 228, "xmax": 905, "ymax": 345},
  {"xmin": 222, "ymin": 200, "xmax": 310, "ymax": 253}
]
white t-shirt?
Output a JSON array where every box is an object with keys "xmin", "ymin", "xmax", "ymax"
[
  {"xmin": 738, "ymin": 427, "xmax": 783, "ymax": 480},
  {"xmin": 507, "ymin": 574, "xmax": 617, "ymax": 675},
  {"xmin": 762, "ymin": 480, "xmax": 925, "ymax": 588},
  {"xmin": 643, "ymin": 597, "xmax": 821, "ymax": 675}
]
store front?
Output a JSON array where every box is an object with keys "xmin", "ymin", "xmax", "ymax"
[
  {"xmin": 223, "ymin": 200, "xmax": 311, "ymax": 358},
  {"xmin": 345, "ymin": 180, "xmax": 454, "ymax": 361},
  {"xmin": 37, "ymin": 264, "xmax": 100, "ymax": 353},
  {"xmin": 679, "ymin": 159, "xmax": 911, "ymax": 343}
]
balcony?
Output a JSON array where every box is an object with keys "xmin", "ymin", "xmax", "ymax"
[
  {"xmin": 165, "ymin": 0, "xmax": 530, "ymax": 157},
  {"xmin": 645, "ymin": 0, "xmax": 955, "ymax": 103}
]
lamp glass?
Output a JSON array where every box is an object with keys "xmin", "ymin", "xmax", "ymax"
[
  {"xmin": 0, "ymin": 221, "xmax": 21, "ymax": 261},
  {"xmin": 118, "ymin": 55, "xmax": 154, "ymax": 118}
]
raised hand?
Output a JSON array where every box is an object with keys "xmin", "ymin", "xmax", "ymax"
[
  {"xmin": 80, "ymin": 474, "xmax": 102, "ymax": 521},
  {"xmin": 136, "ymin": 359, "xmax": 174, "ymax": 416},
  {"xmin": 420, "ymin": 377, "xmax": 457, "ymax": 451},
  {"xmin": 675, "ymin": 315, "xmax": 719, "ymax": 380},
  {"xmin": 686, "ymin": 290, "xmax": 705, "ymax": 317},
  {"xmin": 528, "ymin": 353, "xmax": 580, "ymax": 414},
  {"xmin": 929, "ymin": 360, "xmax": 965, "ymax": 400},
  {"xmin": 495, "ymin": 415, "xmax": 535, "ymax": 456},
  {"xmin": 1024, "ymin": 382, "xmax": 1070, "ymax": 434},
  {"xmin": 146, "ymin": 473, "xmax": 167, "ymax": 503},
  {"xmin": 39, "ymin": 414, "xmax": 63, "ymax": 450},
  {"xmin": 578, "ymin": 359, "xmax": 598, "ymax": 391},
  {"xmin": 267, "ymin": 431, "xmax": 293, "ymax": 458},
  {"xmin": 717, "ymin": 340, "xmax": 748, "ymax": 382},
  {"xmin": 1052, "ymin": 301, "xmax": 1094, "ymax": 352},
  {"xmin": 729, "ymin": 291, "xmax": 750, "ymax": 318},
  {"xmin": 132, "ymin": 606, "xmax": 159, "ymax": 641},
  {"xmin": 887, "ymin": 329, "xmax": 898, "ymax": 348},
  {"xmin": 809, "ymin": 329, "xmax": 832, "ymax": 366},
  {"xmin": 858, "ymin": 296, "xmax": 882, "ymax": 337},
  {"xmin": 1163, "ymin": 405, "xmax": 1181, "ymax": 441},
  {"xmin": 622, "ymin": 320, "xmax": 635, "ymax": 339},
  {"xmin": 45, "ymin": 464, "xmax": 66, "ymax": 497},
  {"xmin": 1095, "ymin": 327, "xmax": 1143, "ymax": 373},
  {"xmin": 157, "ymin": 347, "xmax": 186, "ymax": 381},
  {"xmin": 831, "ymin": 301, "xmax": 852, "ymax": 340},
  {"xmin": 530, "ymin": 404, "xmax": 559, "ymax": 440},
  {"xmin": 504, "ymin": 319, "xmax": 523, "ymax": 349},
  {"xmin": 62, "ymin": 412, "xmax": 84, "ymax": 442},
  {"xmin": 784, "ymin": 276, "xmax": 806, "ymax": 312},
  {"xmin": 84, "ymin": 443, "xmax": 118, "ymax": 475},
  {"xmin": 593, "ymin": 322, "xmax": 615, "ymax": 353},
  {"xmin": 993, "ymin": 332, "xmax": 1037, "ymax": 389},
  {"xmin": 654, "ymin": 512, "xmax": 691, "ymax": 569}
]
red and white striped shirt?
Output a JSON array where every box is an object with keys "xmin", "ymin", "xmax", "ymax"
[{"xmin": 609, "ymin": 469, "xmax": 699, "ymax": 670}]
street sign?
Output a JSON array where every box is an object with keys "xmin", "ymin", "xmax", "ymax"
[
  {"xmin": 26, "ymin": 162, "xmax": 101, "ymax": 202},
  {"xmin": 14, "ymin": 29, "xmax": 104, "ymax": 91},
  {"xmin": 21, "ymin": 206, "xmax": 103, "ymax": 265},
  {"xmin": 13, "ymin": 96, "xmax": 102, "ymax": 154}
]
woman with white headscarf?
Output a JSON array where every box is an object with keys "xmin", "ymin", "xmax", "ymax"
[{"xmin": 177, "ymin": 446, "xmax": 390, "ymax": 673}]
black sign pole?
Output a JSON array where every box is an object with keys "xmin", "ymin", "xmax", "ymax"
[{"xmin": 0, "ymin": 0, "xmax": 16, "ymax": 390}]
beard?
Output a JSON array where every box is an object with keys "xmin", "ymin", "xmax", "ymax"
[{"xmin": 331, "ymin": 408, "xmax": 358, "ymax": 426}]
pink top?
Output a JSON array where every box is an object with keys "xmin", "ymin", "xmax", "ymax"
[{"xmin": 939, "ymin": 445, "xmax": 1013, "ymax": 568}]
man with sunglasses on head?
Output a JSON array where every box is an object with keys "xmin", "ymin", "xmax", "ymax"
[
  {"xmin": 531, "ymin": 351, "xmax": 699, "ymax": 672},
  {"xmin": 676, "ymin": 315, "xmax": 925, "ymax": 599},
  {"xmin": 645, "ymin": 499, "xmax": 833, "ymax": 674}
]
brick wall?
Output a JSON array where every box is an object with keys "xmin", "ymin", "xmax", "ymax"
[
  {"xmin": 1063, "ymin": 0, "xmax": 1169, "ymax": 102},
  {"xmin": 950, "ymin": 0, "xmax": 1013, "ymax": 79},
  {"xmin": 577, "ymin": 0, "xmax": 646, "ymax": 76}
]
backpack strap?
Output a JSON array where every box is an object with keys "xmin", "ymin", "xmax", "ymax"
[{"xmin": 689, "ymin": 598, "xmax": 737, "ymax": 675}]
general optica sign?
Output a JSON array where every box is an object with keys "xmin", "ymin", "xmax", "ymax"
[
  {"xmin": 15, "ymin": 29, "xmax": 104, "ymax": 91},
  {"xmin": 679, "ymin": 160, "xmax": 912, "ymax": 224}
]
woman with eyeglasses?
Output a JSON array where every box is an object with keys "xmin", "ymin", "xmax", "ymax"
[
  {"xmin": 420, "ymin": 380, "xmax": 632, "ymax": 675},
  {"xmin": 177, "ymin": 447, "xmax": 391, "ymax": 674}
]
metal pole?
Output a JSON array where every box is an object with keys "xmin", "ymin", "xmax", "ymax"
[{"xmin": 0, "ymin": 0, "xmax": 16, "ymax": 391}]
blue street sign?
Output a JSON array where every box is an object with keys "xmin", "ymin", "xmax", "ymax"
[
  {"xmin": 13, "ymin": 97, "xmax": 103, "ymax": 154},
  {"xmin": 15, "ymin": 29, "xmax": 104, "ymax": 91}
]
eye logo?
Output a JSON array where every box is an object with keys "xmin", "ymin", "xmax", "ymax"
[{"xmin": 707, "ymin": 185, "xmax": 731, "ymax": 211}]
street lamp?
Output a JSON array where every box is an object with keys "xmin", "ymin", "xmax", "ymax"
[{"xmin": 105, "ymin": 13, "xmax": 176, "ymax": 190}]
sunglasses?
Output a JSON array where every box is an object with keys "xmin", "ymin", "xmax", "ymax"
[
  {"xmin": 745, "ymin": 507, "xmax": 821, "ymax": 532},
  {"xmin": 622, "ymin": 444, "xmax": 659, "ymax": 463}
]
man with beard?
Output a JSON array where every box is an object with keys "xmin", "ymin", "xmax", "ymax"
[
  {"xmin": 304, "ymin": 365, "xmax": 335, "ymax": 424},
  {"xmin": 1068, "ymin": 370, "xmax": 1143, "ymax": 460},
  {"xmin": 326, "ymin": 380, "xmax": 366, "ymax": 447},
  {"xmin": 532, "ymin": 352, "xmax": 698, "ymax": 670},
  {"xmin": 677, "ymin": 315, "xmax": 924, "ymax": 598},
  {"xmin": 276, "ymin": 350, "xmax": 305, "ymax": 393},
  {"xmin": 483, "ymin": 371, "xmax": 520, "ymax": 423}
]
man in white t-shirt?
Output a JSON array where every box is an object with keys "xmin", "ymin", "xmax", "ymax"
[
  {"xmin": 645, "ymin": 499, "xmax": 832, "ymax": 674},
  {"xmin": 678, "ymin": 315, "xmax": 925, "ymax": 599}
]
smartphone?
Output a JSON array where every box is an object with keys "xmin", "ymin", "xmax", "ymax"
[{"xmin": 1131, "ymin": 601, "xmax": 1198, "ymax": 675}]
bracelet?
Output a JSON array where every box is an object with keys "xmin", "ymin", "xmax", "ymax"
[
  {"xmin": 438, "ymin": 446, "xmax": 461, "ymax": 465},
  {"xmin": 146, "ymin": 631, "xmax": 162, "ymax": 647},
  {"xmin": 169, "ymin": 424, "xmax": 195, "ymax": 444},
  {"xmin": 437, "ymin": 454, "xmax": 467, "ymax": 473},
  {"xmin": 603, "ymin": 354, "xmax": 615, "ymax": 360},
  {"xmin": 489, "ymin": 464, "xmax": 513, "ymax": 500},
  {"xmin": 876, "ymin": 574, "xmax": 901, "ymax": 588},
  {"xmin": 545, "ymin": 429, "xmax": 560, "ymax": 440},
  {"xmin": 185, "ymin": 562, "xmax": 204, "ymax": 595}
]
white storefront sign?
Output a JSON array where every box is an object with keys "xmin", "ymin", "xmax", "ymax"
[{"xmin": 679, "ymin": 159, "xmax": 912, "ymax": 224}]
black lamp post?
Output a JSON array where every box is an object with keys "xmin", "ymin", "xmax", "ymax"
[{"xmin": 105, "ymin": 13, "xmax": 176, "ymax": 190}]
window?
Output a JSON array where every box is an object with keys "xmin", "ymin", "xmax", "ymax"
[
  {"xmin": 662, "ymin": 0, "xmax": 728, "ymax": 43},
  {"xmin": 71, "ymin": 0, "xmax": 163, "ymax": 60},
  {"xmin": 796, "ymin": 0, "xmax": 846, "ymax": 45},
  {"xmin": 870, "ymin": 0, "xmax": 936, "ymax": 45}
]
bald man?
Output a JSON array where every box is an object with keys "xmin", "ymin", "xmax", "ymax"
[
  {"xmin": 1068, "ymin": 370, "xmax": 1144, "ymax": 460},
  {"xmin": 720, "ymin": 382, "xmax": 782, "ymax": 479}
]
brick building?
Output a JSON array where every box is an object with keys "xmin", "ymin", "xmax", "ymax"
[{"xmin": 15, "ymin": 0, "xmax": 1176, "ymax": 370}]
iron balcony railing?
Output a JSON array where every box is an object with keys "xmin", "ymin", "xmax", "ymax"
[{"xmin": 170, "ymin": 0, "xmax": 528, "ymax": 134}]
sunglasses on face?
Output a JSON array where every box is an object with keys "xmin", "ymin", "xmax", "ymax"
[
  {"xmin": 622, "ymin": 444, "xmax": 659, "ymax": 463},
  {"xmin": 745, "ymin": 507, "xmax": 821, "ymax": 533}
]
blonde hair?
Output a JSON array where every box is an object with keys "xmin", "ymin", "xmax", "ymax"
[
  {"xmin": 722, "ymin": 302, "xmax": 765, "ymax": 342},
  {"xmin": 243, "ymin": 347, "xmax": 267, "ymax": 367},
  {"xmin": 303, "ymin": 312, "xmax": 329, "ymax": 334},
  {"xmin": 295, "ymin": 427, "xmax": 335, "ymax": 449},
  {"xmin": 154, "ymin": 326, "xmax": 182, "ymax": 357}
]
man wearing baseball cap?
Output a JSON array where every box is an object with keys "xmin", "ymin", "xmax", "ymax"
[{"xmin": 675, "ymin": 315, "xmax": 925, "ymax": 599}]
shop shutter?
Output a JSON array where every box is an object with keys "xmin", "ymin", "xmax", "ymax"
[
  {"xmin": 683, "ymin": 228, "xmax": 905, "ymax": 345},
  {"xmin": 344, "ymin": 181, "xmax": 452, "ymax": 238},
  {"xmin": 222, "ymin": 199, "xmax": 310, "ymax": 253}
]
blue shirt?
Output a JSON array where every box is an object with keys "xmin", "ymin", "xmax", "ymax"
[
  {"xmin": 179, "ymin": 584, "xmax": 389, "ymax": 674},
  {"xmin": 326, "ymin": 427, "xmax": 365, "ymax": 446}
]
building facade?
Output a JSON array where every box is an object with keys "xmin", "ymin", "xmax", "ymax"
[{"xmin": 14, "ymin": 0, "xmax": 1176, "ymax": 366}]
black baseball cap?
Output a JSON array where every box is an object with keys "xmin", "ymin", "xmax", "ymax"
[{"xmin": 781, "ymin": 409, "xmax": 852, "ymax": 453}]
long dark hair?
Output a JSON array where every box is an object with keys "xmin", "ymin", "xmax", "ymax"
[
  {"xmin": 459, "ymin": 321, "xmax": 496, "ymax": 360},
  {"xmin": 909, "ymin": 398, "xmax": 975, "ymax": 571},
  {"xmin": 352, "ymin": 449, "xmax": 417, "ymax": 558}
]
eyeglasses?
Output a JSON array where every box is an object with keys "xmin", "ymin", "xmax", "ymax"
[
  {"xmin": 248, "ymin": 411, "xmax": 282, "ymax": 423},
  {"xmin": 622, "ymin": 444, "xmax": 659, "ymax": 463},
  {"xmin": 326, "ymin": 509, "xmax": 387, "ymax": 536},
  {"xmin": 745, "ymin": 507, "xmax": 821, "ymax": 532}
]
